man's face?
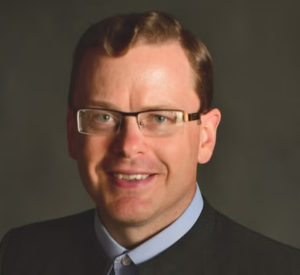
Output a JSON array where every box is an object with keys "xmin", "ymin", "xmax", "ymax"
[{"xmin": 68, "ymin": 43, "xmax": 219, "ymax": 228}]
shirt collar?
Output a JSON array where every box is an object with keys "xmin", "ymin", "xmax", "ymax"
[{"xmin": 94, "ymin": 183, "xmax": 203, "ymax": 264}]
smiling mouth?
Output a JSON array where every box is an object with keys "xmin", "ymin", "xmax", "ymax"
[{"xmin": 112, "ymin": 173, "xmax": 151, "ymax": 181}]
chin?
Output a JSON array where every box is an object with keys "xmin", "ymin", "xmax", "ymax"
[{"xmin": 101, "ymin": 198, "xmax": 158, "ymax": 226}]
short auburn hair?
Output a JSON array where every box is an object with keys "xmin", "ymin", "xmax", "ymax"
[{"xmin": 68, "ymin": 11, "xmax": 213, "ymax": 113}]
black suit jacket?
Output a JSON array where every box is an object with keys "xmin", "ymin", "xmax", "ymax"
[{"xmin": 1, "ymin": 200, "xmax": 300, "ymax": 274}]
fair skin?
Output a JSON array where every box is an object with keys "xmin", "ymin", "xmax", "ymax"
[{"xmin": 67, "ymin": 42, "xmax": 221, "ymax": 248}]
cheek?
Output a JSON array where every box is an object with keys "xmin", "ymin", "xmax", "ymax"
[
  {"xmin": 168, "ymin": 130, "xmax": 200, "ymax": 176},
  {"xmin": 75, "ymin": 137, "xmax": 111, "ymax": 202},
  {"xmin": 153, "ymin": 133, "xmax": 198, "ymax": 176},
  {"xmin": 76, "ymin": 137, "xmax": 109, "ymax": 179},
  {"xmin": 77, "ymin": 136, "xmax": 107, "ymax": 159}
]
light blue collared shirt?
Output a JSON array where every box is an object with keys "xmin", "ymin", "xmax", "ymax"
[{"xmin": 94, "ymin": 183, "xmax": 203, "ymax": 275}]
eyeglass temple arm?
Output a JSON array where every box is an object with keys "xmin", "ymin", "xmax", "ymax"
[{"xmin": 185, "ymin": 112, "xmax": 201, "ymax": 122}]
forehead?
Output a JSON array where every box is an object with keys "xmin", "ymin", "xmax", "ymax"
[{"xmin": 73, "ymin": 42, "xmax": 200, "ymax": 111}]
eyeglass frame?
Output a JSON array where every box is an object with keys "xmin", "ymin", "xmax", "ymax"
[{"xmin": 74, "ymin": 107, "xmax": 202, "ymax": 136}]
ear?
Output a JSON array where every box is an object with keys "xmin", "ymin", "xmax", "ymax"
[
  {"xmin": 197, "ymin": 108, "xmax": 221, "ymax": 164},
  {"xmin": 67, "ymin": 107, "xmax": 77, "ymax": 160}
]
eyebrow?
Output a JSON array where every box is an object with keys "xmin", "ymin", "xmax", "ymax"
[
  {"xmin": 85, "ymin": 101, "xmax": 181, "ymax": 111},
  {"xmin": 85, "ymin": 100, "xmax": 116, "ymax": 109}
]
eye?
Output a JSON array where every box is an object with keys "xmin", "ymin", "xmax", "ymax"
[
  {"xmin": 153, "ymin": 115, "xmax": 167, "ymax": 123},
  {"xmin": 96, "ymin": 114, "xmax": 112, "ymax": 122}
]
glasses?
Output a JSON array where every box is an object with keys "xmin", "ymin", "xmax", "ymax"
[{"xmin": 76, "ymin": 108, "xmax": 201, "ymax": 137}]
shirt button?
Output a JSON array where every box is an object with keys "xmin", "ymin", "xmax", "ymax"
[{"xmin": 121, "ymin": 256, "xmax": 132, "ymax": 266}]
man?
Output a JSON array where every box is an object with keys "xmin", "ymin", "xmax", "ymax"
[{"xmin": 0, "ymin": 11, "xmax": 299, "ymax": 275}]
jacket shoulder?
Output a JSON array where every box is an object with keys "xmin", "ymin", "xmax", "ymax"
[
  {"xmin": 3, "ymin": 209, "xmax": 96, "ymax": 246},
  {"xmin": 139, "ymin": 201, "xmax": 300, "ymax": 275},
  {"xmin": 0, "ymin": 209, "xmax": 105, "ymax": 275},
  {"xmin": 214, "ymin": 206, "xmax": 300, "ymax": 251},
  {"xmin": 210, "ymin": 203, "xmax": 300, "ymax": 273}
]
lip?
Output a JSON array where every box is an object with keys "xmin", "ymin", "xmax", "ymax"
[
  {"xmin": 107, "ymin": 171, "xmax": 156, "ymax": 189},
  {"xmin": 108, "ymin": 169, "xmax": 155, "ymax": 175}
]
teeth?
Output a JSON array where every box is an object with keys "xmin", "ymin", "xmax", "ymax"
[{"xmin": 113, "ymin": 174, "xmax": 150, "ymax": 181}]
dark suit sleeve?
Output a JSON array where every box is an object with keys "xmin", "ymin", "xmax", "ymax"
[{"xmin": 0, "ymin": 231, "xmax": 12, "ymax": 275}]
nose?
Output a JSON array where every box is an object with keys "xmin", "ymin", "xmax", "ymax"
[{"xmin": 110, "ymin": 117, "xmax": 148, "ymax": 158}]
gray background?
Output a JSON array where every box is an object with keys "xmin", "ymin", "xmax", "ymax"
[{"xmin": 0, "ymin": 0, "xmax": 299, "ymax": 249}]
